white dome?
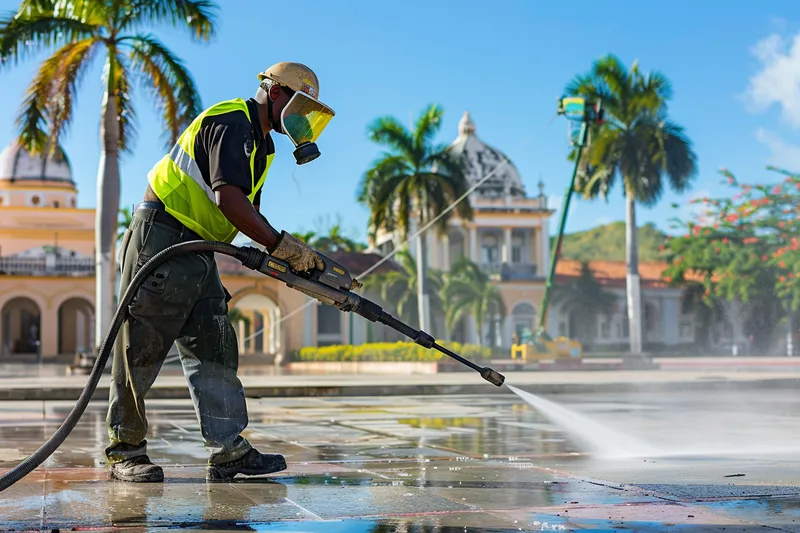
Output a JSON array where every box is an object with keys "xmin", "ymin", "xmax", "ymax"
[
  {"xmin": 447, "ymin": 112, "xmax": 525, "ymax": 199},
  {"xmin": 0, "ymin": 142, "xmax": 73, "ymax": 183}
]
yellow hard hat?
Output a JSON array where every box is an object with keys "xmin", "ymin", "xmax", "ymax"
[{"xmin": 257, "ymin": 62, "xmax": 320, "ymax": 100}]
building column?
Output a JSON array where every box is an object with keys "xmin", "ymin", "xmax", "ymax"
[
  {"xmin": 238, "ymin": 320, "xmax": 246, "ymax": 354},
  {"xmin": 469, "ymin": 226, "xmax": 478, "ymax": 263},
  {"xmin": 502, "ymin": 227, "xmax": 512, "ymax": 263},
  {"xmin": 540, "ymin": 221, "xmax": 550, "ymax": 270},
  {"xmin": 267, "ymin": 308, "xmax": 277, "ymax": 354},
  {"xmin": 41, "ymin": 305, "xmax": 58, "ymax": 357},
  {"xmin": 275, "ymin": 307, "xmax": 282, "ymax": 353}
]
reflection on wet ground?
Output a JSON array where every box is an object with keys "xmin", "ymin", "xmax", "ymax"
[{"xmin": 1, "ymin": 387, "xmax": 799, "ymax": 531}]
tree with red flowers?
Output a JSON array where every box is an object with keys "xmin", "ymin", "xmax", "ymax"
[{"xmin": 663, "ymin": 167, "xmax": 800, "ymax": 352}]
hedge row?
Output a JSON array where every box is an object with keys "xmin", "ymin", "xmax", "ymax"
[{"xmin": 297, "ymin": 341, "xmax": 491, "ymax": 362}]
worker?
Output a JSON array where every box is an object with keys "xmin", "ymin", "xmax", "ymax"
[{"xmin": 106, "ymin": 62, "xmax": 335, "ymax": 483}]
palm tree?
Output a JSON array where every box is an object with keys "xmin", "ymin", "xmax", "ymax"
[
  {"xmin": 551, "ymin": 261, "xmax": 616, "ymax": 343},
  {"xmin": 566, "ymin": 55, "xmax": 698, "ymax": 354},
  {"xmin": 0, "ymin": 0, "xmax": 217, "ymax": 351},
  {"xmin": 442, "ymin": 258, "xmax": 505, "ymax": 346},
  {"xmin": 362, "ymin": 248, "xmax": 444, "ymax": 335},
  {"xmin": 358, "ymin": 104, "xmax": 473, "ymax": 333}
]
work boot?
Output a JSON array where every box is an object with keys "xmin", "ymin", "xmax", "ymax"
[
  {"xmin": 110, "ymin": 455, "xmax": 164, "ymax": 483},
  {"xmin": 206, "ymin": 448, "xmax": 287, "ymax": 482}
]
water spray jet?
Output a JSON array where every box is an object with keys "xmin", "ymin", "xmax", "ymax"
[{"xmin": 507, "ymin": 385, "xmax": 661, "ymax": 459}]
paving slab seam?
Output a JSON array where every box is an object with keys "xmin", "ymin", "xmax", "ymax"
[{"xmin": 326, "ymin": 419, "xmax": 489, "ymax": 460}]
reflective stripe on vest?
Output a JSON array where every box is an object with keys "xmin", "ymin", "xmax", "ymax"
[{"xmin": 147, "ymin": 98, "xmax": 274, "ymax": 243}]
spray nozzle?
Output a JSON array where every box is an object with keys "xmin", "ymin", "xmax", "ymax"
[{"xmin": 480, "ymin": 367, "xmax": 505, "ymax": 387}]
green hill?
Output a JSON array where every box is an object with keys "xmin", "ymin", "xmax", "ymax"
[{"xmin": 553, "ymin": 221, "xmax": 669, "ymax": 263}]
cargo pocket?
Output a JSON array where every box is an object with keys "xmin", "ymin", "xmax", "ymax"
[{"xmin": 128, "ymin": 255, "xmax": 188, "ymax": 320}]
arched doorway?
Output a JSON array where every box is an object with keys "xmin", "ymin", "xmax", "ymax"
[
  {"xmin": 511, "ymin": 302, "xmax": 537, "ymax": 341},
  {"xmin": 58, "ymin": 297, "xmax": 94, "ymax": 354},
  {"xmin": 230, "ymin": 293, "xmax": 281, "ymax": 355},
  {"xmin": 2, "ymin": 297, "xmax": 41, "ymax": 356}
]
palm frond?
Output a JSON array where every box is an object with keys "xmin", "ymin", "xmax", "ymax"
[
  {"xmin": 639, "ymin": 70, "xmax": 673, "ymax": 104},
  {"xmin": 54, "ymin": 0, "xmax": 110, "ymax": 25},
  {"xmin": 15, "ymin": 38, "xmax": 98, "ymax": 154},
  {"xmin": 661, "ymin": 120, "xmax": 698, "ymax": 193},
  {"xmin": 592, "ymin": 55, "xmax": 630, "ymax": 104},
  {"xmin": 45, "ymin": 37, "xmax": 100, "ymax": 148},
  {"xmin": 15, "ymin": 66, "xmax": 54, "ymax": 154},
  {"xmin": 128, "ymin": 34, "xmax": 202, "ymax": 146},
  {"xmin": 369, "ymin": 172, "xmax": 411, "ymax": 237},
  {"xmin": 358, "ymin": 154, "xmax": 412, "ymax": 205},
  {"xmin": 119, "ymin": 0, "xmax": 217, "ymax": 41},
  {"xmin": 0, "ymin": 12, "xmax": 98, "ymax": 68},
  {"xmin": 366, "ymin": 116, "xmax": 416, "ymax": 162},
  {"xmin": 412, "ymin": 104, "xmax": 444, "ymax": 152},
  {"xmin": 15, "ymin": 0, "xmax": 57, "ymax": 15}
]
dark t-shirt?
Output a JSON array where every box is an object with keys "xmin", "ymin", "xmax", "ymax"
[{"xmin": 194, "ymin": 98, "xmax": 274, "ymax": 206}]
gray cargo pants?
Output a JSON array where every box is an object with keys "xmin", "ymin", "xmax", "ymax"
[{"xmin": 105, "ymin": 203, "xmax": 252, "ymax": 465}]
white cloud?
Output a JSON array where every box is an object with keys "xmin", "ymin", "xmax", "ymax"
[
  {"xmin": 743, "ymin": 32, "xmax": 800, "ymax": 127},
  {"xmin": 755, "ymin": 128, "xmax": 800, "ymax": 170}
]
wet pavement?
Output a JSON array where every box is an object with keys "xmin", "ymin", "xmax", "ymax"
[{"xmin": 1, "ymin": 384, "xmax": 799, "ymax": 531}]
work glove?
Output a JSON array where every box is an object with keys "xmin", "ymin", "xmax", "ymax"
[{"xmin": 271, "ymin": 231, "xmax": 325, "ymax": 272}]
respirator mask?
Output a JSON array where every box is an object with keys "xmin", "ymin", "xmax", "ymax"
[{"xmin": 267, "ymin": 88, "xmax": 335, "ymax": 165}]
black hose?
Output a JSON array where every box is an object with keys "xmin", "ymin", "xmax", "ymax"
[{"xmin": 0, "ymin": 240, "xmax": 247, "ymax": 492}]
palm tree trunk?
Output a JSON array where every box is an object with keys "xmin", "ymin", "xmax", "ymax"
[
  {"xmin": 415, "ymin": 233, "xmax": 432, "ymax": 333},
  {"xmin": 625, "ymin": 189, "xmax": 643, "ymax": 355},
  {"xmin": 94, "ymin": 75, "xmax": 121, "ymax": 353}
]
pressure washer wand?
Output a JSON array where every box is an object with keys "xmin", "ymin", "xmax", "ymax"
[{"xmin": 239, "ymin": 247, "xmax": 506, "ymax": 387}]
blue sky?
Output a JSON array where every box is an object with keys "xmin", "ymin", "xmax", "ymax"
[{"xmin": 1, "ymin": 0, "xmax": 800, "ymax": 243}]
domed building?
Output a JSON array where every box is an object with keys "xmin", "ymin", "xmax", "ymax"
[
  {"xmin": 371, "ymin": 112, "xmax": 554, "ymax": 346},
  {"xmin": 0, "ymin": 142, "xmax": 78, "ymax": 208},
  {"xmin": 0, "ymin": 142, "xmax": 96, "ymax": 358},
  {"xmin": 447, "ymin": 111, "xmax": 527, "ymax": 200}
]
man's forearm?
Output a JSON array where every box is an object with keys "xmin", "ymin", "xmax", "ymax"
[{"xmin": 215, "ymin": 186, "xmax": 281, "ymax": 251}]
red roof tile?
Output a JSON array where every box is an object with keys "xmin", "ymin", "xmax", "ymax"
[{"xmin": 555, "ymin": 259, "xmax": 707, "ymax": 289}]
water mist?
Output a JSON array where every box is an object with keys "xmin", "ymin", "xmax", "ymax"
[{"xmin": 507, "ymin": 385, "xmax": 661, "ymax": 459}]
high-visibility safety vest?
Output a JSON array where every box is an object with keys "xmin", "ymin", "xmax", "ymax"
[{"xmin": 147, "ymin": 98, "xmax": 274, "ymax": 243}]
